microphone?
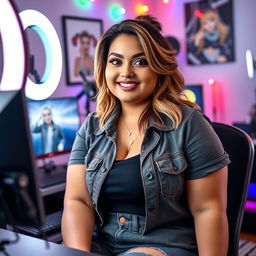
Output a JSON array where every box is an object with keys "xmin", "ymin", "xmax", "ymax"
[
  {"xmin": 29, "ymin": 55, "xmax": 40, "ymax": 83},
  {"xmin": 79, "ymin": 71, "xmax": 96, "ymax": 98}
]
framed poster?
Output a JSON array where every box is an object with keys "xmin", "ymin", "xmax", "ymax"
[
  {"xmin": 62, "ymin": 16, "xmax": 103, "ymax": 85},
  {"xmin": 185, "ymin": 0, "xmax": 235, "ymax": 65}
]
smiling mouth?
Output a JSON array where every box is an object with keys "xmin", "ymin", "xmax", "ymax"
[{"xmin": 117, "ymin": 82, "xmax": 139, "ymax": 90}]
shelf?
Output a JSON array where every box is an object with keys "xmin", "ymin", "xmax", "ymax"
[{"xmin": 40, "ymin": 183, "xmax": 66, "ymax": 196}]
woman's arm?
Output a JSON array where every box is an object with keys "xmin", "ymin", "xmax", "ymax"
[
  {"xmin": 61, "ymin": 164, "xmax": 95, "ymax": 252},
  {"xmin": 31, "ymin": 114, "xmax": 43, "ymax": 133},
  {"xmin": 74, "ymin": 57, "xmax": 81, "ymax": 77},
  {"xmin": 186, "ymin": 166, "xmax": 228, "ymax": 256}
]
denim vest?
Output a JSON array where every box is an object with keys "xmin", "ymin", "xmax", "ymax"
[{"xmin": 69, "ymin": 105, "xmax": 230, "ymax": 244}]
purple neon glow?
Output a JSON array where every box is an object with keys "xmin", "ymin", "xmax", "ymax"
[
  {"xmin": 245, "ymin": 200, "xmax": 256, "ymax": 212},
  {"xmin": 245, "ymin": 183, "xmax": 256, "ymax": 212}
]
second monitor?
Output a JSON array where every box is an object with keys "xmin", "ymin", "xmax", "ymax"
[{"xmin": 27, "ymin": 97, "xmax": 80, "ymax": 159}]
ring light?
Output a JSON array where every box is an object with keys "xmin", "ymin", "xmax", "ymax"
[
  {"xmin": 19, "ymin": 10, "xmax": 63, "ymax": 100},
  {"xmin": 0, "ymin": 0, "xmax": 27, "ymax": 91}
]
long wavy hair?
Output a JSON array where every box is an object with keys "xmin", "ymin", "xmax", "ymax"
[{"xmin": 94, "ymin": 19, "xmax": 197, "ymax": 130}]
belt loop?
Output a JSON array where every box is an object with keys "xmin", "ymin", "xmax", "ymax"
[{"xmin": 131, "ymin": 215, "xmax": 139, "ymax": 232}]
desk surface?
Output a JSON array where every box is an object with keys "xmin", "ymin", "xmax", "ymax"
[{"xmin": 0, "ymin": 228, "xmax": 100, "ymax": 256}]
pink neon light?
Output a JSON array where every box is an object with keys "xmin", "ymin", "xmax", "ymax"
[{"xmin": 245, "ymin": 200, "xmax": 256, "ymax": 213}]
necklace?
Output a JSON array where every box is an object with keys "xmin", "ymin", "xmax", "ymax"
[{"xmin": 123, "ymin": 119, "xmax": 140, "ymax": 150}]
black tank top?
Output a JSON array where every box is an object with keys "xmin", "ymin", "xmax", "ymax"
[{"xmin": 100, "ymin": 154, "xmax": 145, "ymax": 216}]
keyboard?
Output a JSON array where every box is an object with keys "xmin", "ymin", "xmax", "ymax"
[{"xmin": 16, "ymin": 210, "xmax": 62, "ymax": 237}]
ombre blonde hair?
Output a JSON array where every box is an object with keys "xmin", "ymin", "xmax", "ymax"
[{"xmin": 94, "ymin": 18, "xmax": 197, "ymax": 130}]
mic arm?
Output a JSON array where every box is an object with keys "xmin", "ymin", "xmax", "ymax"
[{"xmin": 79, "ymin": 71, "xmax": 96, "ymax": 99}]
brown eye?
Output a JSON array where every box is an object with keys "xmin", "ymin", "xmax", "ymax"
[
  {"xmin": 134, "ymin": 58, "xmax": 148, "ymax": 66},
  {"xmin": 109, "ymin": 58, "xmax": 121, "ymax": 66}
]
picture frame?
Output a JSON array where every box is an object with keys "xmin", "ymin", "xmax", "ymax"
[
  {"xmin": 185, "ymin": 0, "xmax": 235, "ymax": 65},
  {"xmin": 62, "ymin": 16, "xmax": 103, "ymax": 85}
]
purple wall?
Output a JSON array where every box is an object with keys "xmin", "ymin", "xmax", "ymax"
[
  {"xmin": 12, "ymin": 0, "xmax": 256, "ymax": 125},
  {"xmin": 154, "ymin": 0, "xmax": 256, "ymax": 124}
]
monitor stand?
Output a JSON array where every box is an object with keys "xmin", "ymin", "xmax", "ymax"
[{"xmin": 38, "ymin": 160, "xmax": 67, "ymax": 188}]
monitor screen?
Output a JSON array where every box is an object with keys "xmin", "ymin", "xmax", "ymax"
[
  {"xmin": 184, "ymin": 85, "xmax": 204, "ymax": 112},
  {"xmin": 0, "ymin": 89, "xmax": 45, "ymax": 227},
  {"xmin": 27, "ymin": 97, "xmax": 80, "ymax": 159}
]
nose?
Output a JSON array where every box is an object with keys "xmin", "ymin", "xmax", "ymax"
[{"xmin": 121, "ymin": 63, "xmax": 134, "ymax": 78}]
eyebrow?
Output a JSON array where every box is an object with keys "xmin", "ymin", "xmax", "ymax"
[{"xmin": 108, "ymin": 52, "xmax": 145, "ymax": 59}]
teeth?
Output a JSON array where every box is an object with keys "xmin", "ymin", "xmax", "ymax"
[{"xmin": 119, "ymin": 83, "xmax": 137, "ymax": 87}]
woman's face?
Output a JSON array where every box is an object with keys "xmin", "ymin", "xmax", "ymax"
[
  {"xmin": 202, "ymin": 17, "xmax": 216, "ymax": 33},
  {"xmin": 42, "ymin": 109, "xmax": 52, "ymax": 125},
  {"xmin": 105, "ymin": 34, "xmax": 158, "ymax": 107},
  {"xmin": 80, "ymin": 36, "xmax": 90, "ymax": 54}
]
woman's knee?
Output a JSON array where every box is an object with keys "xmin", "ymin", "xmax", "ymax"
[{"xmin": 122, "ymin": 247, "xmax": 168, "ymax": 256}]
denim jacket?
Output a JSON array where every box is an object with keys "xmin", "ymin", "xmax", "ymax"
[
  {"xmin": 69, "ymin": 105, "xmax": 230, "ymax": 246},
  {"xmin": 32, "ymin": 122, "xmax": 64, "ymax": 155}
]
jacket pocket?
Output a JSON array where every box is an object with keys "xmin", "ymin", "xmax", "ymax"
[
  {"xmin": 85, "ymin": 154, "xmax": 104, "ymax": 195},
  {"xmin": 155, "ymin": 153, "xmax": 187, "ymax": 197}
]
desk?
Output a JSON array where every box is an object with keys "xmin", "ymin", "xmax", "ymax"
[{"xmin": 0, "ymin": 228, "xmax": 100, "ymax": 256}]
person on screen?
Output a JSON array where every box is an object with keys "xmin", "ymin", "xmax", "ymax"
[
  {"xmin": 32, "ymin": 106, "xmax": 65, "ymax": 155},
  {"xmin": 62, "ymin": 16, "xmax": 230, "ymax": 256},
  {"xmin": 193, "ymin": 10, "xmax": 230, "ymax": 63},
  {"xmin": 74, "ymin": 30, "xmax": 96, "ymax": 81}
]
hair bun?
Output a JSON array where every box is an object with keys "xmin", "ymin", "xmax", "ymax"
[{"xmin": 135, "ymin": 14, "xmax": 162, "ymax": 33}]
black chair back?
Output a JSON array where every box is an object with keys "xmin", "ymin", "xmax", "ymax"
[{"xmin": 212, "ymin": 122, "xmax": 255, "ymax": 256}]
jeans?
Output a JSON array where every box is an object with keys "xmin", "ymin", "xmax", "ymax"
[{"xmin": 91, "ymin": 213, "xmax": 198, "ymax": 256}]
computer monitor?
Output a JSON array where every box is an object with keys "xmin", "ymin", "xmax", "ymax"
[
  {"xmin": 184, "ymin": 84, "xmax": 204, "ymax": 112},
  {"xmin": 0, "ymin": 89, "xmax": 45, "ymax": 227},
  {"xmin": 27, "ymin": 97, "xmax": 80, "ymax": 159}
]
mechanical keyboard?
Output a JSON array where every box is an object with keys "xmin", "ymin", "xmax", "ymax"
[{"xmin": 16, "ymin": 210, "xmax": 62, "ymax": 237}]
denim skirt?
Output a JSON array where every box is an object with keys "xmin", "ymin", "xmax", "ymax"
[{"xmin": 91, "ymin": 212, "xmax": 198, "ymax": 256}]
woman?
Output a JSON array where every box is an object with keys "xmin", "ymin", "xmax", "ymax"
[
  {"xmin": 74, "ymin": 30, "xmax": 94, "ymax": 79},
  {"xmin": 193, "ymin": 10, "xmax": 229, "ymax": 63},
  {"xmin": 62, "ymin": 17, "xmax": 230, "ymax": 256}
]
